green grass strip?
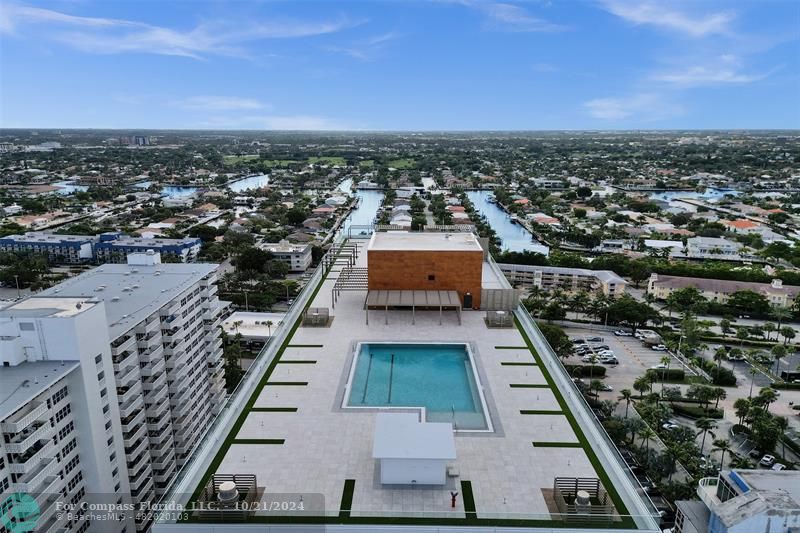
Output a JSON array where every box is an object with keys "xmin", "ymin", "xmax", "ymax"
[
  {"xmin": 276, "ymin": 360, "xmax": 317, "ymax": 364},
  {"xmin": 520, "ymin": 409, "xmax": 563, "ymax": 415},
  {"xmin": 509, "ymin": 383, "xmax": 550, "ymax": 389},
  {"xmin": 250, "ymin": 407, "xmax": 298, "ymax": 412},
  {"xmin": 461, "ymin": 480, "xmax": 476, "ymax": 520},
  {"xmin": 339, "ymin": 479, "xmax": 355, "ymax": 518},
  {"xmin": 231, "ymin": 439, "xmax": 285, "ymax": 445},
  {"xmin": 494, "ymin": 346, "xmax": 528, "ymax": 349},
  {"xmin": 501, "ymin": 361, "xmax": 537, "ymax": 366},
  {"xmin": 532, "ymin": 441, "xmax": 583, "ymax": 448},
  {"xmin": 286, "ymin": 344, "xmax": 323, "ymax": 348},
  {"xmin": 265, "ymin": 381, "xmax": 308, "ymax": 386},
  {"xmin": 515, "ymin": 317, "xmax": 633, "ymax": 527}
]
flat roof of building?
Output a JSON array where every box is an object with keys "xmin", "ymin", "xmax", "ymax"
[
  {"xmin": 0, "ymin": 360, "xmax": 79, "ymax": 422},
  {"xmin": 368, "ymin": 231, "xmax": 483, "ymax": 252},
  {"xmin": 0, "ymin": 232, "xmax": 96, "ymax": 243},
  {"xmin": 731, "ymin": 469, "xmax": 800, "ymax": 501},
  {"xmin": 222, "ymin": 311, "xmax": 286, "ymax": 341},
  {"xmin": 37, "ymin": 262, "xmax": 218, "ymax": 339},
  {"xmin": 97, "ymin": 236, "xmax": 200, "ymax": 247},
  {"xmin": 1, "ymin": 297, "xmax": 99, "ymax": 318},
  {"xmin": 372, "ymin": 413, "xmax": 456, "ymax": 460}
]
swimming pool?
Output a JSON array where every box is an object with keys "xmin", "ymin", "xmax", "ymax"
[{"xmin": 344, "ymin": 342, "xmax": 491, "ymax": 431}]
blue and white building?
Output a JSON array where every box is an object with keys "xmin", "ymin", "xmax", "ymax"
[
  {"xmin": 94, "ymin": 233, "xmax": 201, "ymax": 264},
  {"xmin": 0, "ymin": 232, "xmax": 98, "ymax": 263}
]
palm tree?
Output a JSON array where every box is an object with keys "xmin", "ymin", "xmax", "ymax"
[
  {"xmin": 712, "ymin": 438, "xmax": 734, "ymax": 468},
  {"xmin": 762, "ymin": 322, "xmax": 776, "ymax": 341},
  {"xmin": 633, "ymin": 376, "xmax": 651, "ymax": 396},
  {"xmin": 570, "ymin": 291, "xmax": 591, "ymax": 321},
  {"xmin": 775, "ymin": 416, "xmax": 789, "ymax": 458},
  {"xmin": 771, "ymin": 305, "xmax": 791, "ymax": 332},
  {"xmin": 639, "ymin": 426, "xmax": 656, "ymax": 451},
  {"xmin": 619, "ymin": 389, "xmax": 633, "ymax": 418},
  {"xmin": 660, "ymin": 355, "xmax": 672, "ymax": 395},
  {"xmin": 265, "ymin": 320, "xmax": 274, "ymax": 337},
  {"xmin": 748, "ymin": 367, "xmax": 759, "ymax": 399},
  {"xmin": 780, "ymin": 326, "xmax": 796, "ymax": 346},
  {"xmin": 712, "ymin": 387, "xmax": 727, "ymax": 410},
  {"xmin": 733, "ymin": 398, "xmax": 751, "ymax": 425},
  {"xmin": 758, "ymin": 387, "xmax": 778, "ymax": 414},
  {"xmin": 696, "ymin": 418, "xmax": 717, "ymax": 455},
  {"xmin": 771, "ymin": 344, "xmax": 787, "ymax": 374}
]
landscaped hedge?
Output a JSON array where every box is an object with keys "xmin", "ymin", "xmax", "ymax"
[
  {"xmin": 671, "ymin": 403, "xmax": 724, "ymax": 419},
  {"xmin": 646, "ymin": 368, "xmax": 686, "ymax": 381},
  {"xmin": 773, "ymin": 382, "xmax": 800, "ymax": 390},
  {"xmin": 563, "ymin": 364, "xmax": 606, "ymax": 378},
  {"xmin": 707, "ymin": 366, "xmax": 737, "ymax": 386}
]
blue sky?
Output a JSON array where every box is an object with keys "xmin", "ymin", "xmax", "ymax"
[{"xmin": 1, "ymin": 0, "xmax": 798, "ymax": 130}]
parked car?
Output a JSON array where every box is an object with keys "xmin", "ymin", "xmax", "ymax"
[
  {"xmin": 582, "ymin": 355, "xmax": 598, "ymax": 363},
  {"xmin": 651, "ymin": 344, "xmax": 668, "ymax": 351},
  {"xmin": 597, "ymin": 350, "xmax": 615, "ymax": 357},
  {"xmin": 772, "ymin": 463, "xmax": 786, "ymax": 471},
  {"xmin": 572, "ymin": 339, "xmax": 586, "ymax": 345},
  {"xmin": 599, "ymin": 383, "xmax": 613, "ymax": 392},
  {"xmin": 601, "ymin": 357, "xmax": 619, "ymax": 365},
  {"xmin": 749, "ymin": 449, "xmax": 763, "ymax": 459},
  {"xmin": 727, "ymin": 354, "xmax": 745, "ymax": 362},
  {"xmin": 651, "ymin": 363, "xmax": 669, "ymax": 370},
  {"xmin": 614, "ymin": 329, "xmax": 633, "ymax": 336},
  {"xmin": 759, "ymin": 455, "xmax": 776, "ymax": 467},
  {"xmin": 590, "ymin": 344, "xmax": 610, "ymax": 350},
  {"xmin": 586, "ymin": 336, "xmax": 604, "ymax": 342},
  {"xmin": 662, "ymin": 421, "xmax": 679, "ymax": 430}
]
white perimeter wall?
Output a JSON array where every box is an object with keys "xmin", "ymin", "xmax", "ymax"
[{"xmin": 379, "ymin": 458, "xmax": 447, "ymax": 485}]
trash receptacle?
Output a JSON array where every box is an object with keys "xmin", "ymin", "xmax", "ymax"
[{"xmin": 463, "ymin": 292, "xmax": 472, "ymax": 309}]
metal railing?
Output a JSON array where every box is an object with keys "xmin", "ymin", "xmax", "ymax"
[
  {"xmin": 155, "ymin": 233, "xmax": 345, "ymax": 514},
  {"xmin": 484, "ymin": 256, "xmax": 661, "ymax": 532}
]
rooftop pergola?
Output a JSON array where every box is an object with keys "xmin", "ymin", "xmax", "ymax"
[
  {"xmin": 331, "ymin": 267, "xmax": 368, "ymax": 308},
  {"xmin": 365, "ymin": 289, "xmax": 462, "ymax": 325}
]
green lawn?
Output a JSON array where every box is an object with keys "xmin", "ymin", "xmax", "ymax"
[
  {"xmin": 387, "ymin": 158, "xmax": 416, "ymax": 169},
  {"xmin": 309, "ymin": 156, "xmax": 346, "ymax": 166},
  {"xmin": 359, "ymin": 160, "xmax": 375, "ymax": 168},
  {"xmin": 223, "ymin": 154, "xmax": 260, "ymax": 165}
]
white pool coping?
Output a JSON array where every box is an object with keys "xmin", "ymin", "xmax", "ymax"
[{"xmin": 341, "ymin": 341, "xmax": 495, "ymax": 433}]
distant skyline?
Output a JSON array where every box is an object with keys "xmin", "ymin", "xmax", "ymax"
[{"xmin": 1, "ymin": 0, "xmax": 799, "ymax": 130}]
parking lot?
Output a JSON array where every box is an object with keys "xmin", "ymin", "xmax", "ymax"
[{"xmin": 562, "ymin": 326, "xmax": 691, "ymax": 399}]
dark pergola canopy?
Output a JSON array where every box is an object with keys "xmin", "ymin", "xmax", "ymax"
[{"xmin": 365, "ymin": 290, "xmax": 462, "ymax": 325}]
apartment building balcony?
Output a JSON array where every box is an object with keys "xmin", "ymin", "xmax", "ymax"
[
  {"xmin": 162, "ymin": 326, "xmax": 187, "ymax": 345},
  {"xmin": 10, "ymin": 456, "xmax": 58, "ymax": 492},
  {"xmin": 9, "ymin": 439, "xmax": 55, "ymax": 474},
  {"xmin": 128, "ymin": 463, "xmax": 153, "ymax": 493},
  {"xmin": 136, "ymin": 315, "xmax": 161, "ymax": 335},
  {"xmin": 113, "ymin": 349, "xmax": 138, "ymax": 372},
  {"xmin": 36, "ymin": 508, "xmax": 69, "ymax": 533},
  {"xmin": 153, "ymin": 462, "xmax": 177, "ymax": 485},
  {"xmin": 131, "ymin": 476, "xmax": 155, "ymax": 504},
  {"xmin": 121, "ymin": 410, "xmax": 145, "ymax": 435},
  {"xmin": 6, "ymin": 421, "xmax": 53, "ymax": 454},
  {"xmin": 127, "ymin": 446, "xmax": 150, "ymax": 476},
  {"xmin": 161, "ymin": 300, "xmax": 180, "ymax": 318},
  {"xmin": 137, "ymin": 332, "xmax": 161, "ymax": 350},
  {"xmin": 118, "ymin": 394, "xmax": 145, "ymax": 419},
  {"xmin": 117, "ymin": 381, "xmax": 143, "ymax": 406},
  {"xmin": 34, "ymin": 475, "xmax": 62, "ymax": 510},
  {"xmin": 143, "ymin": 372, "xmax": 167, "ymax": 393},
  {"xmin": 698, "ymin": 477, "xmax": 721, "ymax": 509},
  {"xmin": 125, "ymin": 436, "xmax": 149, "ymax": 462},
  {"xmin": 141, "ymin": 344, "xmax": 164, "ymax": 363},
  {"xmin": 210, "ymin": 379, "xmax": 225, "ymax": 396},
  {"xmin": 145, "ymin": 397, "xmax": 170, "ymax": 418},
  {"xmin": 111, "ymin": 335, "xmax": 136, "ymax": 357},
  {"xmin": 148, "ymin": 428, "xmax": 174, "ymax": 449},
  {"xmin": 206, "ymin": 338, "xmax": 223, "ymax": 355},
  {"xmin": 123, "ymin": 423, "xmax": 147, "ymax": 448},
  {"xmin": 140, "ymin": 358, "xmax": 166, "ymax": 377},
  {"xmin": 150, "ymin": 447, "xmax": 176, "ymax": 471},
  {"xmin": 116, "ymin": 364, "xmax": 140, "ymax": 388},
  {"xmin": 1, "ymin": 401, "xmax": 47, "ymax": 434},
  {"xmin": 33, "ymin": 497, "xmax": 59, "ymax": 530},
  {"xmin": 203, "ymin": 316, "xmax": 222, "ymax": 332}
]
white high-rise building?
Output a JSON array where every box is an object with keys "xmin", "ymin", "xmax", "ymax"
[{"xmin": 0, "ymin": 252, "xmax": 226, "ymax": 532}]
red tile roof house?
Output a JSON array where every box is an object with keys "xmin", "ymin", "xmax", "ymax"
[{"xmin": 721, "ymin": 219, "xmax": 761, "ymax": 233}]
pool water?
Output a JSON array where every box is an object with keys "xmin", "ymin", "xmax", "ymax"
[{"xmin": 346, "ymin": 343, "xmax": 489, "ymax": 430}]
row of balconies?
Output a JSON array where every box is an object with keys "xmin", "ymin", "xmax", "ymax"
[
  {"xmin": 140, "ymin": 358, "xmax": 166, "ymax": 378},
  {"xmin": 116, "ymin": 364, "xmax": 140, "ymax": 388},
  {"xmin": 141, "ymin": 344, "xmax": 165, "ymax": 363},
  {"xmin": 111, "ymin": 335, "xmax": 136, "ymax": 357},
  {"xmin": 136, "ymin": 314, "xmax": 161, "ymax": 335},
  {"xmin": 11, "ymin": 456, "xmax": 58, "ymax": 492},
  {"xmin": 8, "ymin": 439, "xmax": 55, "ymax": 474},
  {"xmin": 118, "ymin": 394, "xmax": 144, "ymax": 419},
  {"xmin": 6, "ymin": 421, "xmax": 53, "ymax": 454},
  {"xmin": 143, "ymin": 372, "xmax": 167, "ymax": 393},
  {"xmin": 113, "ymin": 349, "xmax": 138, "ymax": 371},
  {"xmin": 121, "ymin": 410, "xmax": 146, "ymax": 434},
  {"xmin": 117, "ymin": 381, "xmax": 143, "ymax": 406},
  {"xmin": 34, "ymin": 475, "xmax": 62, "ymax": 513},
  {"xmin": 1, "ymin": 401, "xmax": 48, "ymax": 434}
]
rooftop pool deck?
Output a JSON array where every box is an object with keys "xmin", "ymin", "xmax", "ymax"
[{"xmin": 188, "ymin": 239, "xmax": 657, "ymax": 530}]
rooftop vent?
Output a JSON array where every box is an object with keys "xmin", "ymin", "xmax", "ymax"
[{"xmin": 111, "ymin": 296, "xmax": 120, "ymax": 302}]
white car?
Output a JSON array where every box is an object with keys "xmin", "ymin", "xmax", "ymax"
[
  {"xmin": 599, "ymin": 383, "xmax": 613, "ymax": 392},
  {"xmin": 650, "ymin": 363, "xmax": 669, "ymax": 370},
  {"xmin": 759, "ymin": 455, "xmax": 776, "ymax": 467},
  {"xmin": 651, "ymin": 344, "xmax": 668, "ymax": 351},
  {"xmin": 662, "ymin": 422, "xmax": 679, "ymax": 430},
  {"xmin": 597, "ymin": 350, "xmax": 615, "ymax": 357},
  {"xmin": 772, "ymin": 463, "xmax": 786, "ymax": 471},
  {"xmin": 582, "ymin": 355, "xmax": 597, "ymax": 363},
  {"xmin": 614, "ymin": 329, "xmax": 633, "ymax": 336}
]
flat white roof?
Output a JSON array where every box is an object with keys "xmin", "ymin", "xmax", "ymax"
[
  {"xmin": 368, "ymin": 231, "xmax": 483, "ymax": 252},
  {"xmin": 222, "ymin": 311, "xmax": 286, "ymax": 340},
  {"xmin": 2, "ymin": 297, "xmax": 99, "ymax": 318},
  {"xmin": 372, "ymin": 412, "xmax": 456, "ymax": 460},
  {"xmin": 0, "ymin": 361, "xmax": 79, "ymax": 422}
]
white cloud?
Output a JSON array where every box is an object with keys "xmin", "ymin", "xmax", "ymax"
[
  {"xmin": 327, "ymin": 31, "xmax": 400, "ymax": 61},
  {"xmin": 479, "ymin": 3, "xmax": 567, "ymax": 32},
  {"xmin": 584, "ymin": 93, "xmax": 682, "ymax": 121},
  {"xmin": 601, "ymin": 1, "xmax": 734, "ymax": 37},
  {"xmin": 1, "ymin": 3, "xmax": 358, "ymax": 59},
  {"xmin": 651, "ymin": 56, "xmax": 773, "ymax": 87},
  {"xmin": 174, "ymin": 96, "xmax": 269, "ymax": 111}
]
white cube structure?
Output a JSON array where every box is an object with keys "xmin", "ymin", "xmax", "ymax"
[{"xmin": 372, "ymin": 412, "xmax": 456, "ymax": 485}]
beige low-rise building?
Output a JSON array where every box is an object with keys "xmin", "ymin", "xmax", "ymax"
[
  {"xmin": 499, "ymin": 264, "xmax": 627, "ymax": 297},
  {"xmin": 647, "ymin": 273, "xmax": 800, "ymax": 307}
]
